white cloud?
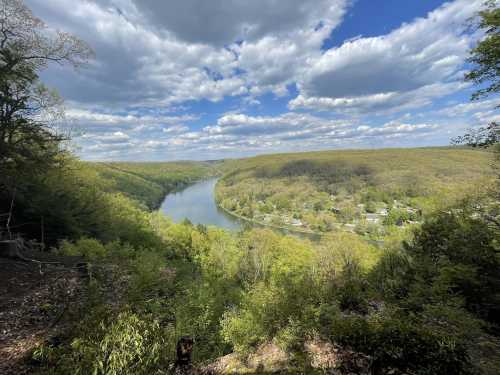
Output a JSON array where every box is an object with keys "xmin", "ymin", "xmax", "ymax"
[
  {"xmin": 437, "ymin": 98, "xmax": 500, "ymax": 117},
  {"xmin": 196, "ymin": 113, "xmax": 439, "ymax": 150},
  {"xmin": 27, "ymin": 0, "xmax": 349, "ymax": 108},
  {"xmin": 290, "ymin": 81, "xmax": 470, "ymax": 114},
  {"xmin": 22, "ymin": 0, "xmax": 495, "ymax": 160},
  {"xmin": 130, "ymin": 0, "xmax": 348, "ymax": 46},
  {"xmin": 290, "ymin": 0, "xmax": 484, "ymax": 114},
  {"xmin": 163, "ymin": 125, "xmax": 189, "ymax": 134},
  {"xmin": 75, "ymin": 110, "xmax": 443, "ymax": 160},
  {"xmin": 65, "ymin": 108, "xmax": 197, "ymax": 132}
]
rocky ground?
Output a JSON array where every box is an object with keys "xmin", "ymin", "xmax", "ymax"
[{"xmin": 199, "ymin": 341, "xmax": 372, "ymax": 375}]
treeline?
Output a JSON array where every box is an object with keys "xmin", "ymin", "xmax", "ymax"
[{"xmin": 222, "ymin": 148, "xmax": 493, "ymax": 198}]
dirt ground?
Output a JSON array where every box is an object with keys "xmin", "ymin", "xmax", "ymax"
[{"xmin": 0, "ymin": 255, "xmax": 86, "ymax": 375}]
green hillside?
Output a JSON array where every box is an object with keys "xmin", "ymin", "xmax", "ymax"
[
  {"xmin": 217, "ymin": 148, "xmax": 494, "ymax": 239},
  {"xmin": 89, "ymin": 161, "xmax": 215, "ymax": 209}
]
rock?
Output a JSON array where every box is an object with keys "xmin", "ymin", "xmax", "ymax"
[{"xmin": 200, "ymin": 340, "xmax": 372, "ymax": 374}]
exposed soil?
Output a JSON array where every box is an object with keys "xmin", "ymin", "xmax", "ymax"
[{"xmin": 0, "ymin": 252, "xmax": 86, "ymax": 375}]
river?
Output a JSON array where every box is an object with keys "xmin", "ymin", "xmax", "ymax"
[
  {"xmin": 159, "ymin": 178, "xmax": 325, "ymax": 240},
  {"xmin": 160, "ymin": 178, "xmax": 242, "ymax": 231},
  {"xmin": 160, "ymin": 178, "xmax": 384, "ymax": 245}
]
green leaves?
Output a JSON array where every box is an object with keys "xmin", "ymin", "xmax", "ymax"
[
  {"xmin": 465, "ymin": 3, "xmax": 500, "ymax": 101},
  {"xmin": 65, "ymin": 312, "xmax": 173, "ymax": 375}
]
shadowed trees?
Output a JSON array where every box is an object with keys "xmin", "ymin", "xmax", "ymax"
[{"xmin": 0, "ymin": 0, "xmax": 92, "ymax": 182}]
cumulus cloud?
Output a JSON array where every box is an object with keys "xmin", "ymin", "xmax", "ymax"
[
  {"xmin": 73, "ymin": 109, "xmax": 442, "ymax": 160},
  {"xmin": 189, "ymin": 113, "xmax": 439, "ymax": 152},
  {"xmin": 65, "ymin": 108, "xmax": 197, "ymax": 133},
  {"xmin": 130, "ymin": 0, "xmax": 347, "ymax": 46},
  {"xmin": 22, "ymin": 0, "xmax": 494, "ymax": 160},
  {"xmin": 290, "ymin": 81, "xmax": 470, "ymax": 114},
  {"xmin": 26, "ymin": 0, "xmax": 349, "ymax": 108},
  {"xmin": 290, "ymin": 0, "xmax": 484, "ymax": 113},
  {"xmin": 27, "ymin": 0, "xmax": 485, "ymax": 114}
]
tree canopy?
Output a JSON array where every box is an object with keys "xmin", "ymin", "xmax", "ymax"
[
  {"xmin": 0, "ymin": 0, "xmax": 92, "ymax": 183},
  {"xmin": 465, "ymin": 1, "xmax": 500, "ymax": 101}
]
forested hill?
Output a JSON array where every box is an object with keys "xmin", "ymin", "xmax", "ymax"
[
  {"xmin": 216, "ymin": 147, "xmax": 494, "ymax": 239},
  {"xmin": 89, "ymin": 161, "xmax": 216, "ymax": 209},
  {"xmin": 0, "ymin": 159, "xmax": 215, "ymax": 247}
]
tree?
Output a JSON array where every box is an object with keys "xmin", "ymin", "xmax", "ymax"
[
  {"xmin": 465, "ymin": 1, "xmax": 500, "ymax": 101},
  {"xmin": 454, "ymin": 3, "xmax": 500, "ymax": 150},
  {"xmin": 0, "ymin": 0, "xmax": 92, "ymax": 183},
  {"xmin": 451, "ymin": 122, "xmax": 499, "ymax": 148}
]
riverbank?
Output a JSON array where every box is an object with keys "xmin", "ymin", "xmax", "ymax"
[{"xmin": 214, "ymin": 180, "xmax": 385, "ymax": 245}]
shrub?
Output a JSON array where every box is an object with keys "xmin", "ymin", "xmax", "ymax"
[
  {"xmin": 58, "ymin": 237, "xmax": 107, "ymax": 260},
  {"xmin": 369, "ymin": 250, "xmax": 414, "ymax": 301},
  {"xmin": 406, "ymin": 211, "xmax": 500, "ymax": 325},
  {"xmin": 329, "ymin": 315, "xmax": 473, "ymax": 375},
  {"xmin": 35, "ymin": 311, "xmax": 175, "ymax": 375}
]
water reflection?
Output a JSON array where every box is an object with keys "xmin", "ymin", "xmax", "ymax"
[{"xmin": 160, "ymin": 178, "xmax": 242, "ymax": 231}]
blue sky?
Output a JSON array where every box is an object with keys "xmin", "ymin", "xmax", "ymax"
[{"xmin": 26, "ymin": 0, "xmax": 499, "ymax": 160}]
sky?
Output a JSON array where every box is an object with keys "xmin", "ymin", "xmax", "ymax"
[{"xmin": 26, "ymin": 0, "xmax": 500, "ymax": 161}]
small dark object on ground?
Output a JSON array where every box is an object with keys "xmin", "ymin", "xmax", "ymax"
[{"xmin": 174, "ymin": 336, "xmax": 194, "ymax": 373}]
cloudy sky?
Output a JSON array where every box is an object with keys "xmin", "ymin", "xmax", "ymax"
[{"xmin": 26, "ymin": 0, "xmax": 499, "ymax": 161}]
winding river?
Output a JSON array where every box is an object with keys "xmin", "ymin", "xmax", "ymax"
[
  {"xmin": 160, "ymin": 178, "xmax": 384, "ymax": 246},
  {"xmin": 159, "ymin": 178, "xmax": 324, "ymax": 240},
  {"xmin": 160, "ymin": 178, "xmax": 242, "ymax": 231}
]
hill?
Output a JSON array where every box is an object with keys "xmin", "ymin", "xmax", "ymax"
[{"xmin": 216, "ymin": 148, "xmax": 494, "ymax": 239}]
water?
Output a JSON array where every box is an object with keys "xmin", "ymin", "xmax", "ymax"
[
  {"xmin": 159, "ymin": 178, "xmax": 320, "ymax": 239},
  {"xmin": 160, "ymin": 178, "xmax": 242, "ymax": 231},
  {"xmin": 160, "ymin": 178, "xmax": 382, "ymax": 246}
]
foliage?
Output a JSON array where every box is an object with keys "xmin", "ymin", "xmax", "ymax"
[
  {"xmin": 465, "ymin": 1, "xmax": 500, "ymax": 101},
  {"xmin": 452, "ymin": 122, "xmax": 499, "ymax": 148},
  {"xmin": 217, "ymin": 148, "xmax": 492, "ymax": 238},
  {"xmin": 59, "ymin": 237, "xmax": 107, "ymax": 260},
  {"xmin": 0, "ymin": 0, "xmax": 92, "ymax": 193},
  {"xmin": 91, "ymin": 161, "xmax": 215, "ymax": 209},
  {"xmin": 328, "ymin": 314, "xmax": 473, "ymax": 375},
  {"xmin": 403, "ymin": 210, "xmax": 500, "ymax": 325},
  {"xmin": 34, "ymin": 311, "xmax": 174, "ymax": 375}
]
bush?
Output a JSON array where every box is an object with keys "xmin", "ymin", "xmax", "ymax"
[
  {"xmin": 329, "ymin": 315, "xmax": 473, "ymax": 374},
  {"xmin": 336, "ymin": 260, "xmax": 369, "ymax": 313},
  {"xmin": 406, "ymin": 211, "xmax": 500, "ymax": 325},
  {"xmin": 35, "ymin": 311, "xmax": 175, "ymax": 375},
  {"xmin": 58, "ymin": 237, "xmax": 107, "ymax": 260},
  {"xmin": 369, "ymin": 250, "xmax": 414, "ymax": 301}
]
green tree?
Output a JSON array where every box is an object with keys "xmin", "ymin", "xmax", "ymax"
[
  {"xmin": 452, "ymin": 122, "xmax": 499, "ymax": 148},
  {"xmin": 0, "ymin": 0, "xmax": 92, "ymax": 185},
  {"xmin": 0, "ymin": 0, "xmax": 93, "ymax": 241},
  {"xmin": 465, "ymin": 1, "xmax": 500, "ymax": 101}
]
